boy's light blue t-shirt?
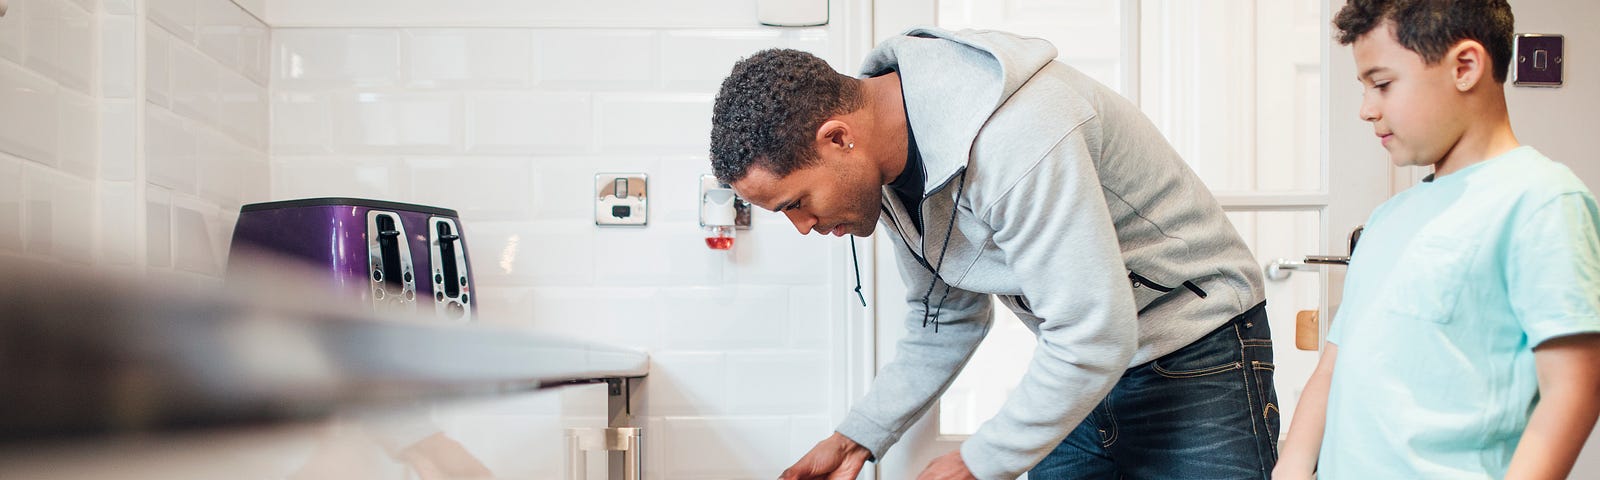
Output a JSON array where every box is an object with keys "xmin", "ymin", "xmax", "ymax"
[{"xmin": 1320, "ymin": 146, "xmax": 1600, "ymax": 478}]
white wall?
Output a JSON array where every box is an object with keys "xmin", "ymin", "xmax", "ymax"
[
  {"xmin": 0, "ymin": 0, "xmax": 268, "ymax": 283},
  {"xmin": 265, "ymin": 2, "xmax": 864, "ymax": 479}
]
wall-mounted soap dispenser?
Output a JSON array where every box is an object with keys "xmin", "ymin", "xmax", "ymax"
[{"xmin": 700, "ymin": 175, "xmax": 751, "ymax": 250}]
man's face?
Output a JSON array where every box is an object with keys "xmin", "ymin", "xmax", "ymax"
[
  {"xmin": 1352, "ymin": 22, "xmax": 1467, "ymax": 168},
  {"xmin": 731, "ymin": 149, "xmax": 884, "ymax": 237}
]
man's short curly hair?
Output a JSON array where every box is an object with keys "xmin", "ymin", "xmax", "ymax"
[
  {"xmin": 1334, "ymin": 0, "xmax": 1514, "ymax": 83},
  {"xmin": 710, "ymin": 49, "xmax": 863, "ymax": 184}
]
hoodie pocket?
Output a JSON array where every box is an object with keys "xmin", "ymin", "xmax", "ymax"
[{"xmin": 1128, "ymin": 270, "xmax": 1174, "ymax": 310}]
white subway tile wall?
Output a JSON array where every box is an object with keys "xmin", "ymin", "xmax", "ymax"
[
  {"xmin": 142, "ymin": 0, "xmax": 269, "ymax": 277},
  {"xmin": 0, "ymin": 0, "xmax": 268, "ymax": 282},
  {"xmin": 270, "ymin": 23, "xmax": 852, "ymax": 477}
]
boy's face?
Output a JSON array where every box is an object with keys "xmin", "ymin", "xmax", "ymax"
[
  {"xmin": 1352, "ymin": 22, "xmax": 1468, "ymax": 169},
  {"xmin": 731, "ymin": 148, "xmax": 884, "ymax": 238}
]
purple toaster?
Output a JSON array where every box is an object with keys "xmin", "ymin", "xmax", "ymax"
[{"xmin": 226, "ymin": 198, "xmax": 477, "ymax": 322}]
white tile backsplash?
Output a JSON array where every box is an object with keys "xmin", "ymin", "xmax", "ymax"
[
  {"xmin": 657, "ymin": 286, "xmax": 789, "ymax": 350},
  {"xmin": 533, "ymin": 30, "xmax": 657, "ymax": 91},
  {"xmin": 466, "ymin": 221, "xmax": 595, "ymax": 287},
  {"xmin": 662, "ymin": 416, "xmax": 792, "ymax": 477},
  {"xmin": 171, "ymin": 199, "xmax": 218, "ymax": 274},
  {"xmin": 146, "ymin": 25, "xmax": 174, "ymax": 107},
  {"xmin": 405, "ymin": 29, "xmax": 532, "ymax": 89},
  {"xmin": 595, "ymin": 94, "xmax": 714, "ymax": 152},
  {"xmin": 331, "ymin": 92, "xmax": 458, "ymax": 153},
  {"xmin": 645, "ymin": 352, "xmax": 729, "ymax": 416},
  {"xmin": 464, "ymin": 92, "xmax": 592, "ymax": 154},
  {"xmin": 170, "ymin": 42, "xmax": 220, "ymax": 123},
  {"xmin": 22, "ymin": 165, "xmax": 94, "ymax": 261},
  {"xmin": 148, "ymin": 0, "xmax": 197, "ymax": 41},
  {"xmin": 218, "ymin": 69, "xmax": 267, "ymax": 148},
  {"xmin": 661, "ymin": 30, "xmax": 788, "ymax": 91},
  {"xmin": 406, "ymin": 156, "xmax": 531, "ymax": 220},
  {"xmin": 26, "ymin": 0, "xmax": 96, "ymax": 95},
  {"xmin": 0, "ymin": 0, "xmax": 26, "ymax": 64},
  {"xmin": 146, "ymin": 186, "xmax": 173, "ymax": 267},
  {"xmin": 22, "ymin": 0, "xmax": 62, "ymax": 88},
  {"xmin": 273, "ymin": 29, "xmax": 400, "ymax": 89},
  {"xmin": 3, "ymin": 0, "xmax": 270, "ymax": 276},
  {"xmin": 146, "ymin": 107, "xmax": 198, "ymax": 193},
  {"xmin": 727, "ymin": 352, "xmax": 830, "ymax": 414},
  {"xmin": 271, "ymin": 156, "xmax": 409, "ymax": 199},
  {"xmin": 0, "ymin": 61, "xmax": 59, "ymax": 166},
  {"xmin": 101, "ymin": 100, "xmax": 136, "ymax": 181},
  {"xmin": 55, "ymin": 90, "xmax": 97, "ymax": 179},
  {"xmin": 195, "ymin": 0, "xmax": 244, "ymax": 70},
  {"xmin": 99, "ymin": 182, "xmax": 139, "ymax": 264},
  {"xmin": 593, "ymin": 226, "xmax": 726, "ymax": 286},
  {"xmin": 269, "ymin": 92, "xmax": 332, "ymax": 154},
  {"xmin": 101, "ymin": 15, "xmax": 137, "ymax": 99}
]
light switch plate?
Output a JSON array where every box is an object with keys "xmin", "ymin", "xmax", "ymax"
[
  {"xmin": 595, "ymin": 173, "xmax": 648, "ymax": 226},
  {"xmin": 1513, "ymin": 33, "xmax": 1563, "ymax": 87}
]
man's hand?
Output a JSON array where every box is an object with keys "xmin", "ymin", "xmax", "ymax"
[
  {"xmin": 779, "ymin": 432, "xmax": 872, "ymax": 480},
  {"xmin": 914, "ymin": 451, "xmax": 976, "ymax": 480}
]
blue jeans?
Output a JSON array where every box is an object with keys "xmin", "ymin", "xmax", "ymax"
[{"xmin": 1030, "ymin": 303, "xmax": 1279, "ymax": 479}]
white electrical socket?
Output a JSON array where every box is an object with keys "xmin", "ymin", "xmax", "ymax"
[{"xmin": 595, "ymin": 173, "xmax": 648, "ymax": 226}]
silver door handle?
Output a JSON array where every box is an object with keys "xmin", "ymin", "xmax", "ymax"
[{"xmin": 1263, "ymin": 226, "xmax": 1363, "ymax": 281}]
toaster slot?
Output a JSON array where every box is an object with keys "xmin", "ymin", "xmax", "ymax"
[
  {"xmin": 367, "ymin": 211, "xmax": 416, "ymax": 314},
  {"xmin": 376, "ymin": 215, "xmax": 404, "ymax": 291},
  {"xmin": 429, "ymin": 217, "xmax": 471, "ymax": 322},
  {"xmin": 436, "ymin": 221, "xmax": 460, "ymax": 299}
]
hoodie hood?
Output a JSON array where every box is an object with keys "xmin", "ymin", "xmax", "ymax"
[{"xmin": 859, "ymin": 28, "xmax": 1058, "ymax": 193}]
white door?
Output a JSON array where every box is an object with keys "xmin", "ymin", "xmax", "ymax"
[{"xmin": 864, "ymin": 0, "xmax": 1395, "ymax": 477}]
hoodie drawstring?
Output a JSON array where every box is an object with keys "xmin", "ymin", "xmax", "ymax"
[
  {"xmin": 849, "ymin": 235, "xmax": 867, "ymax": 307},
  {"xmin": 921, "ymin": 170, "xmax": 968, "ymax": 333}
]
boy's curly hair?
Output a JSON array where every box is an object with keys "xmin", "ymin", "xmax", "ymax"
[
  {"xmin": 1334, "ymin": 0, "xmax": 1515, "ymax": 83},
  {"xmin": 710, "ymin": 49, "xmax": 863, "ymax": 184}
]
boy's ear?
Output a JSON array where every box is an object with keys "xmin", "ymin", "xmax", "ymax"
[{"xmin": 1449, "ymin": 39, "xmax": 1489, "ymax": 92}]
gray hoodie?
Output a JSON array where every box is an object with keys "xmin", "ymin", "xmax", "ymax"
[{"xmin": 835, "ymin": 28, "xmax": 1266, "ymax": 478}]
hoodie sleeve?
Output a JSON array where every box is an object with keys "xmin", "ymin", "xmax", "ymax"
[
  {"xmin": 960, "ymin": 126, "xmax": 1139, "ymax": 479},
  {"xmin": 834, "ymin": 224, "xmax": 995, "ymax": 461}
]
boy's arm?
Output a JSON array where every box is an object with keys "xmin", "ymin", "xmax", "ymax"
[
  {"xmin": 1272, "ymin": 341, "xmax": 1339, "ymax": 479},
  {"xmin": 1505, "ymin": 333, "xmax": 1600, "ymax": 480}
]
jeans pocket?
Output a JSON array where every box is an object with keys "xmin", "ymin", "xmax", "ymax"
[
  {"xmin": 1252, "ymin": 361, "xmax": 1280, "ymax": 455},
  {"xmin": 1152, "ymin": 325, "xmax": 1242, "ymax": 379}
]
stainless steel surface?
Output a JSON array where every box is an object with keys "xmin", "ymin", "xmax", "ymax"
[
  {"xmin": 594, "ymin": 173, "xmax": 649, "ymax": 226},
  {"xmin": 566, "ymin": 427, "xmax": 644, "ymax": 480},
  {"xmin": 0, "ymin": 257, "xmax": 648, "ymax": 443}
]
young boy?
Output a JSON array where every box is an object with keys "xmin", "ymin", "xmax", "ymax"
[{"xmin": 1274, "ymin": 1, "xmax": 1600, "ymax": 478}]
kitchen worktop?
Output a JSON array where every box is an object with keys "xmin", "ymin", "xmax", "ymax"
[{"xmin": 0, "ymin": 257, "xmax": 648, "ymax": 444}]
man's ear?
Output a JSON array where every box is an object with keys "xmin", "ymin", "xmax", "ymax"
[
  {"xmin": 1448, "ymin": 39, "xmax": 1489, "ymax": 92},
  {"xmin": 816, "ymin": 119, "xmax": 853, "ymax": 152}
]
